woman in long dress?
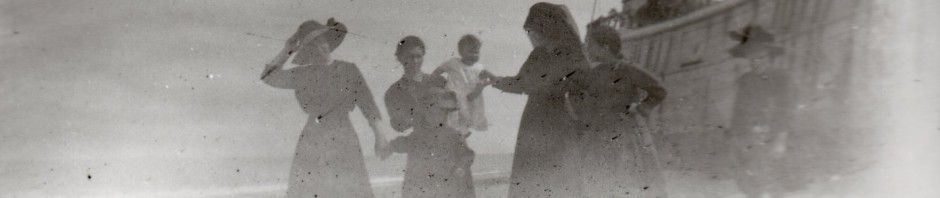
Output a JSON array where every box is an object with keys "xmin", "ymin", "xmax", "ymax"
[
  {"xmin": 574, "ymin": 23, "xmax": 669, "ymax": 197},
  {"xmin": 384, "ymin": 36, "xmax": 477, "ymax": 198},
  {"xmin": 384, "ymin": 36, "xmax": 429, "ymax": 133},
  {"xmin": 491, "ymin": 3, "xmax": 589, "ymax": 197},
  {"xmin": 260, "ymin": 18, "xmax": 390, "ymax": 198}
]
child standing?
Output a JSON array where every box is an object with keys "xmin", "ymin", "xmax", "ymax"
[
  {"xmin": 431, "ymin": 35, "xmax": 494, "ymax": 135},
  {"xmin": 387, "ymin": 76, "xmax": 477, "ymax": 198}
]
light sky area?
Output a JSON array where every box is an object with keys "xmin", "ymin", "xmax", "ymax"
[{"xmin": 1, "ymin": 0, "xmax": 624, "ymax": 160}]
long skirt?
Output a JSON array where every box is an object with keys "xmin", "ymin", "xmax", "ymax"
[
  {"xmin": 400, "ymin": 129, "xmax": 477, "ymax": 198},
  {"xmin": 285, "ymin": 113, "xmax": 374, "ymax": 198},
  {"xmin": 508, "ymin": 93, "xmax": 583, "ymax": 198},
  {"xmin": 576, "ymin": 116, "xmax": 668, "ymax": 198}
]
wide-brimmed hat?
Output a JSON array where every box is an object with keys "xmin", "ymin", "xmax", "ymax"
[
  {"xmin": 290, "ymin": 18, "xmax": 347, "ymax": 51},
  {"xmin": 728, "ymin": 25, "xmax": 784, "ymax": 58}
]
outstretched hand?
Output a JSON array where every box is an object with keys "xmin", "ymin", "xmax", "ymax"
[
  {"xmin": 478, "ymin": 71, "xmax": 499, "ymax": 85},
  {"xmin": 469, "ymin": 73, "xmax": 500, "ymax": 99}
]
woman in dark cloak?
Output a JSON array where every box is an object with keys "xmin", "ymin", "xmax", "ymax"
[
  {"xmin": 490, "ymin": 3, "xmax": 590, "ymax": 197},
  {"xmin": 260, "ymin": 18, "xmax": 391, "ymax": 198},
  {"xmin": 573, "ymin": 23, "xmax": 669, "ymax": 197}
]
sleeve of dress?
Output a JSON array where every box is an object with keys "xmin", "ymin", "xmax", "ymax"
[
  {"xmin": 261, "ymin": 66, "xmax": 300, "ymax": 89},
  {"xmin": 492, "ymin": 51, "xmax": 539, "ymax": 94},
  {"xmin": 350, "ymin": 64, "xmax": 383, "ymax": 121},
  {"xmin": 261, "ymin": 43, "xmax": 299, "ymax": 89},
  {"xmin": 384, "ymin": 83, "xmax": 414, "ymax": 132},
  {"xmin": 627, "ymin": 64, "xmax": 667, "ymax": 109}
]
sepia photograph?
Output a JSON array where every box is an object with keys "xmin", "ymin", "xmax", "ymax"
[{"xmin": 2, "ymin": 0, "xmax": 938, "ymax": 197}]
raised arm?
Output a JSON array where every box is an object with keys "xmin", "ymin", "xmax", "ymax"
[
  {"xmin": 261, "ymin": 43, "xmax": 299, "ymax": 89},
  {"xmin": 492, "ymin": 76, "xmax": 525, "ymax": 94},
  {"xmin": 492, "ymin": 51, "xmax": 541, "ymax": 94}
]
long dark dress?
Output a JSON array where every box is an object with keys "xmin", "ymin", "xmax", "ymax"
[
  {"xmin": 729, "ymin": 68, "xmax": 801, "ymax": 197},
  {"xmin": 384, "ymin": 74, "xmax": 429, "ymax": 132},
  {"xmin": 385, "ymin": 75, "xmax": 477, "ymax": 198},
  {"xmin": 262, "ymin": 60, "xmax": 381, "ymax": 198},
  {"xmin": 388, "ymin": 125, "xmax": 476, "ymax": 198},
  {"xmin": 493, "ymin": 46, "xmax": 587, "ymax": 197},
  {"xmin": 572, "ymin": 60, "xmax": 668, "ymax": 198}
]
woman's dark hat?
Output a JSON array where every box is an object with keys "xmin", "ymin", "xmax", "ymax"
[
  {"xmin": 291, "ymin": 18, "xmax": 347, "ymax": 51},
  {"xmin": 727, "ymin": 25, "xmax": 784, "ymax": 58},
  {"xmin": 324, "ymin": 18, "xmax": 347, "ymax": 51}
]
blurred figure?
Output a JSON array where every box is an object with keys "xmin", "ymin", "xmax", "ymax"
[
  {"xmin": 491, "ymin": 2, "xmax": 589, "ymax": 197},
  {"xmin": 727, "ymin": 25, "xmax": 799, "ymax": 198},
  {"xmin": 431, "ymin": 34, "xmax": 494, "ymax": 135},
  {"xmin": 572, "ymin": 22, "xmax": 669, "ymax": 198},
  {"xmin": 259, "ymin": 18, "xmax": 391, "ymax": 198},
  {"xmin": 387, "ymin": 77, "xmax": 477, "ymax": 198},
  {"xmin": 385, "ymin": 36, "xmax": 477, "ymax": 198}
]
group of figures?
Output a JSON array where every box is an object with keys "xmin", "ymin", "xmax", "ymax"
[{"xmin": 259, "ymin": 2, "xmax": 798, "ymax": 198}]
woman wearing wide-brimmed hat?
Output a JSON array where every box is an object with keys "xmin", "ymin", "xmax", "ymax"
[
  {"xmin": 573, "ymin": 22, "xmax": 669, "ymax": 198},
  {"xmin": 260, "ymin": 18, "xmax": 391, "ymax": 198}
]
